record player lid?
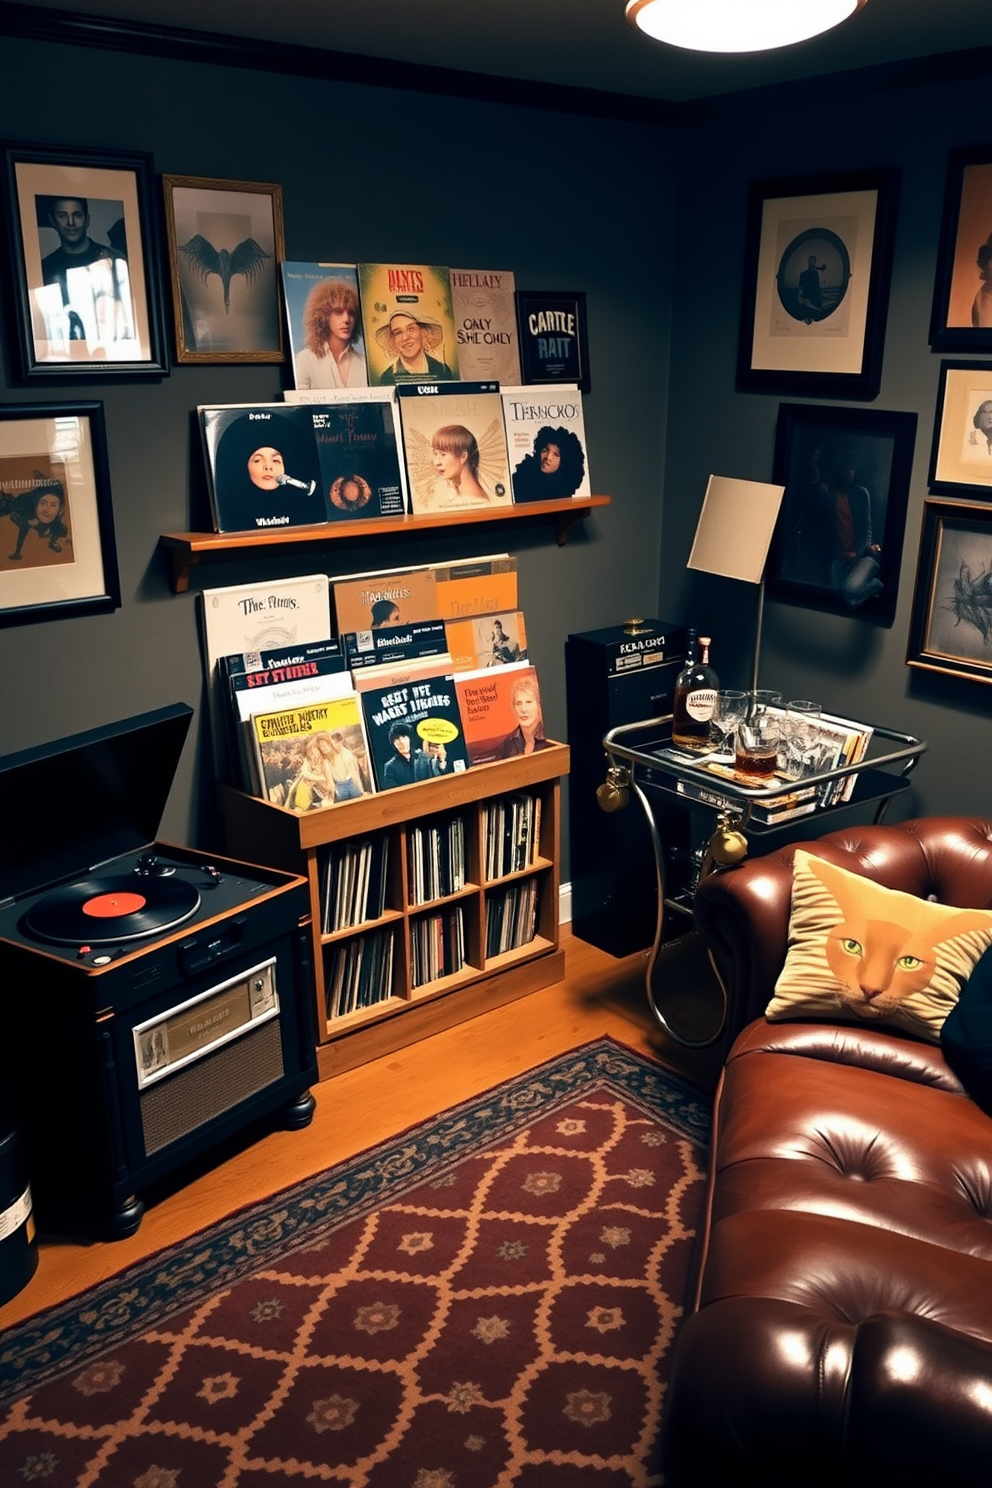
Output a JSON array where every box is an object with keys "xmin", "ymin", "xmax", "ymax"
[{"xmin": 0, "ymin": 703, "xmax": 193, "ymax": 906}]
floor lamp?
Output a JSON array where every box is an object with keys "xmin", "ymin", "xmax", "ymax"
[{"xmin": 686, "ymin": 474, "xmax": 786, "ymax": 691}]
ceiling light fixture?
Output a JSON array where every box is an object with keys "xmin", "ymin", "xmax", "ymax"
[{"xmin": 625, "ymin": 0, "xmax": 867, "ymax": 54}]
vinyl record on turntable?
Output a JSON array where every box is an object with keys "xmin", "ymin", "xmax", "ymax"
[{"xmin": 24, "ymin": 875, "xmax": 201, "ymax": 946}]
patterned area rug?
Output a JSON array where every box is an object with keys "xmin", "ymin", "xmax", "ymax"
[{"xmin": 0, "ymin": 1038, "xmax": 710, "ymax": 1487}]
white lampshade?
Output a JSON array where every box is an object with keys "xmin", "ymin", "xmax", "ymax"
[{"xmin": 626, "ymin": 0, "xmax": 866, "ymax": 54}]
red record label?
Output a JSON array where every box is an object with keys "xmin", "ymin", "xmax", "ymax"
[{"xmin": 83, "ymin": 891, "xmax": 147, "ymax": 919}]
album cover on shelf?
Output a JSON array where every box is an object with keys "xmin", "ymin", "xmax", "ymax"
[
  {"xmin": 449, "ymin": 267, "xmax": 521, "ymax": 385},
  {"xmin": 279, "ymin": 262, "xmax": 369, "ymax": 391},
  {"xmin": 283, "ymin": 385, "xmax": 408, "ymax": 508},
  {"xmin": 200, "ymin": 573, "xmax": 332, "ymax": 775},
  {"xmin": 360, "ymin": 671, "xmax": 470, "ymax": 792},
  {"xmin": 501, "ymin": 384, "xmax": 591, "ymax": 502},
  {"xmin": 250, "ymin": 693, "xmax": 374, "ymax": 813},
  {"xmin": 444, "ymin": 610, "xmax": 528, "ymax": 672},
  {"xmin": 309, "ymin": 399, "xmax": 406, "ymax": 520},
  {"xmin": 198, "ymin": 404, "xmax": 329, "ymax": 533},
  {"xmin": 359, "ymin": 263, "xmax": 459, "ymax": 385},
  {"xmin": 396, "ymin": 382, "xmax": 512, "ymax": 514},
  {"xmin": 430, "ymin": 554, "xmax": 517, "ymax": 620},
  {"xmin": 453, "ymin": 662, "xmax": 546, "ymax": 765},
  {"xmin": 330, "ymin": 563, "xmax": 437, "ymax": 634},
  {"xmin": 342, "ymin": 619, "xmax": 449, "ymax": 671},
  {"xmin": 352, "ymin": 653, "xmax": 456, "ymax": 694},
  {"xmin": 227, "ymin": 648, "xmax": 353, "ymax": 794}
]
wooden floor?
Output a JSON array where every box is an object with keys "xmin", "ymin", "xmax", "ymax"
[{"xmin": 0, "ymin": 928, "xmax": 725, "ymax": 1333}]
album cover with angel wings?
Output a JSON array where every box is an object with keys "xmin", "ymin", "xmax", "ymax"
[{"xmin": 395, "ymin": 382, "xmax": 513, "ymax": 515}]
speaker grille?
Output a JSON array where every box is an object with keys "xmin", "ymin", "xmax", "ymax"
[{"xmin": 139, "ymin": 1019, "xmax": 284, "ymax": 1156}]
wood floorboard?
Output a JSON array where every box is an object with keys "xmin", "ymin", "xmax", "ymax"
[{"xmin": 0, "ymin": 928, "xmax": 724, "ymax": 1332}]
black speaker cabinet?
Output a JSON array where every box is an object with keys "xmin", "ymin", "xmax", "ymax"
[{"xmin": 566, "ymin": 621, "xmax": 688, "ymax": 957}]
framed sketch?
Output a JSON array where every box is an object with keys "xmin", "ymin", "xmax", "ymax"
[
  {"xmin": 0, "ymin": 403, "xmax": 120, "ymax": 627},
  {"xmin": 929, "ymin": 360, "xmax": 992, "ymax": 495},
  {"xmin": 0, "ymin": 142, "xmax": 168, "ymax": 379},
  {"xmin": 162, "ymin": 175, "xmax": 285, "ymax": 363},
  {"xmin": 515, "ymin": 289, "xmax": 590, "ymax": 392},
  {"xmin": 766, "ymin": 401, "xmax": 917, "ymax": 627},
  {"xmin": 929, "ymin": 146, "xmax": 992, "ymax": 352},
  {"xmin": 906, "ymin": 497, "xmax": 992, "ymax": 684},
  {"xmin": 737, "ymin": 169, "xmax": 900, "ymax": 400}
]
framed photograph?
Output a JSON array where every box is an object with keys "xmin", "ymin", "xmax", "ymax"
[
  {"xmin": 766, "ymin": 401, "xmax": 918, "ymax": 626},
  {"xmin": 162, "ymin": 175, "xmax": 285, "ymax": 363},
  {"xmin": 1, "ymin": 142, "xmax": 168, "ymax": 379},
  {"xmin": 737, "ymin": 169, "xmax": 900, "ymax": 400},
  {"xmin": 929, "ymin": 146, "xmax": 992, "ymax": 352},
  {"xmin": 929, "ymin": 360, "xmax": 992, "ymax": 495},
  {"xmin": 515, "ymin": 289, "xmax": 590, "ymax": 392},
  {"xmin": 0, "ymin": 403, "xmax": 120, "ymax": 627},
  {"xmin": 906, "ymin": 497, "xmax": 992, "ymax": 683}
]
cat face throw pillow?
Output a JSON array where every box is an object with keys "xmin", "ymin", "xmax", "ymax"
[{"xmin": 766, "ymin": 849, "xmax": 992, "ymax": 1041}]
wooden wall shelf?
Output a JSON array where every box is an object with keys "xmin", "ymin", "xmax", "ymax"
[{"xmin": 161, "ymin": 496, "xmax": 611, "ymax": 592}]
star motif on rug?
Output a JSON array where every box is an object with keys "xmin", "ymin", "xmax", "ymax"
[
  {"xmin": 308, "ymin": 1394, "xmax": 360, "ymax": 1433},
  {"xmin": 197, "ymin": 1373, "xmax": 240, "ymax": 1403},
  {"xmin": 564, "ymin": 1389, "xmax": 613, "ymax": 1427},
  {"xmin": 622, "ymin": 1168, "xmax": 655, "ymax": 1188},
  {"xmin": 523, "ymin": 1170, "xmax": 562, "ymax": 1196},
  {"xmin": 250, "ymin": 1297, "xmax": 284, "ymax": 1323},
  {"xmin": 445, "ymin": 1382, "xmax": 485, "ymax": 1413},
  {"xmin": 72, "ymin": 1360, "xmax": 125, "ymax": 1396},
  {"xmin": 497, "ymin": 1238, "xmax": 528, "ymax": 1260},
  {"xmin": 16, "ymin": 1452, "xmax": 60, "ymax": 1481},
  {"xmin": 556, "ymin": 1118, "xmax": 587, "ymax": 1135},
  {"xmin": 472, "ymin": 1314, "xmax": 511, "ymax": 1343},
  {"xmin": 600, "ymin": 1225, "xmax": 632, "ymax": 1248},
  {"xmin": 398, "ymin": 1231, "xmax": 434, "ymax": 1254},
  {"xmin": 134, "ymin": 1469, "xmax": 180, "ymax": 1488},
  {"xmin": 355, "ymin": 1302, "xmax": 401, "ymax": 1334},
  {"xmin": 586, "ymin": 1306, "xmax": 624, "ymax": 1333},
  {"xmin": 413, "ymin": 1470, "xmax": 456, "ymax": 1488}
]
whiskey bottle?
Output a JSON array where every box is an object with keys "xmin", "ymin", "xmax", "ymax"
[{"xmin": 672, "ymin": 633, "xmax": 719, "ymax": 752}]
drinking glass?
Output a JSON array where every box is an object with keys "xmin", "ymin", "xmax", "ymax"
[
  {"xmin": 735, "ymin": 710, "xmax": 782, "ymax": 784},
  {"xmin": 710, "ymin": 689, "xmax": 748, "ymax": 758},
  {"xmin": 783, "ymin": 699, "xmax": 821, "ymax": 778},
  {"xmin": 748, "ymin": 689, "xmax": 782, "ymax": 717}
]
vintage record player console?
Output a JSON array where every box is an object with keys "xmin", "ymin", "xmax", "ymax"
[{"xmin": 0, "ymin": 703, "xmax": 319, "ymax": 1241}]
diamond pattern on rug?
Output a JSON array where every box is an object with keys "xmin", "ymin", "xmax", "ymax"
[{"xmin": 0, "ymin": 1039, "xmax": 709, "ymax": 1487}]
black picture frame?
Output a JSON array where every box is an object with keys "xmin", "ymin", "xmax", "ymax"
[
  {"xmin": 0, "ymin": 142, "xmax": 168, "ymax": 379},
  {"xmin": 766, "ymin": 401, "xmax": 917, "ymax": 627},
  {"xmin": 737, "ymin": 168, "xmax": 899, "ymax": 400},
  {"xmin": 0, "ymin": 401, "xmax": 120, "ymax": 626},
  {"xmin": 515, "ymin": 290, "xmax": 590, "ymax": 392},
  {"xmin": 929, "ymin": 145, "xmax": 992, "ymax": 353},
  {"xmin": 928, "ymin": 359, "xmax": 992, "ymax": 497},
  {"xmin": 906, "ymin": 497, "xmax": 992, "ymax": 684}
]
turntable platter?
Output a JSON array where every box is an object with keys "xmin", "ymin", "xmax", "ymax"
[{"xmin": 24, "ymin": 875, "xmax": 201, "ymax": 946}]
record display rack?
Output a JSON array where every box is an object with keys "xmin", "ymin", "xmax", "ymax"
[
  {"xmin": 160, "ymin": 497, "xmax": 610, "ymax": 592},
  {"xmin": 221, "ymin": 742, "xmax": 568, "ymax": 1081}
]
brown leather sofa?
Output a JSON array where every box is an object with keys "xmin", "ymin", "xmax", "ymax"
[{"xmin": 661, "ymin": 816, "xmax": 992, "ymax": 1488}]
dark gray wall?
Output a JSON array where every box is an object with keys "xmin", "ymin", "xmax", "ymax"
[
  {"xmin": 665, "ymin": 74, "xmax": 992, "ymax": 822},
  {"xmin": 0, "ymin": 35, "xmax": 677, "ymax": 864}
]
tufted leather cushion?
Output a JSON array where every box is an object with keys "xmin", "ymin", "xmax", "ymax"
[{"xmin": 663, "ymin": 818, "xmax": 992, "ymax": 1488}]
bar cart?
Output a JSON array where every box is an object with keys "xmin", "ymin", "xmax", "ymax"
[{"xmin": 600, "ymin": 712, "xmax": 926, "ymax": 1047}]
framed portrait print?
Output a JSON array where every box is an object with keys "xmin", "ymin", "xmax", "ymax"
[
  {"xmin": 929, "ymin": 146, "xmax": 992, "ymax": 352},
  {"xmin": 737, "ymin": 169, "xmax": 899, "ymax": 400},
  {"xmin": 766, "ymin": 402, "xmax": 917, "ymax": 627},
  {"xmin": 1, "ymin": 143, "xmax": 168, "ymax": 379},
  {"xmin": 162, "ymin": 176, "xmax": 285, "ymax": 363},
  {"xmin": 929, "ymin": 360, "xmax": 992, "ymax": 495},
  {"xmin": 0, "ymin": 403, "xmax": 120, "ymax": 627},
  {"xmin": 906, "ymin": 497, "xmax": 992, "ymax": 684},
  {"xmin": 515, "ymin": 290, "xmax": 590, "ymax": 392}
]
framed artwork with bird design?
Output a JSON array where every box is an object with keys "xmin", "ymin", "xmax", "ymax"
[
  {"xmin": 162, "ymin": 175, "xmax": 285, "ymax": 364},
  {"xmin": 1, "ymin": 142, "xmax": 169, "ymax": 380}
]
